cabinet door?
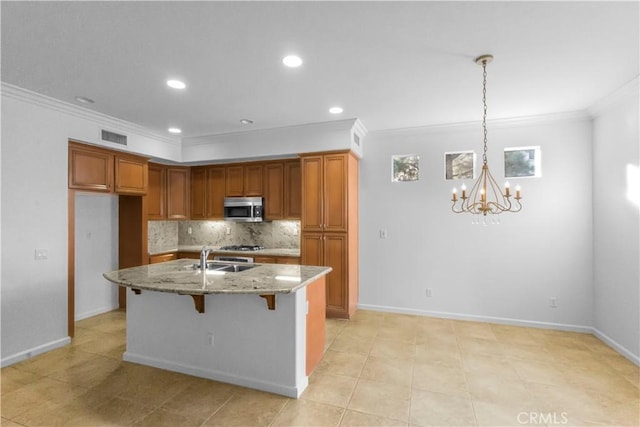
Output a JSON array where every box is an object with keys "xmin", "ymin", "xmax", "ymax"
[
  {"xmin": 254, "ymin": 256, "xmax": 274, "ymax": 264},
  {"xmin": 284, "ymin": 160, "xmax": 302, "ymax": 219},
  {"xmin": 263, "ymin": 163, "xmax": 284, "ymax": 220},
  {"xmin": 323, "ymin": 233, "xmax": 348, "ymax": 315},
  {"xmin": 147, "ymin": 164, "xmax": 166, "ymax": 219},
  {"xmin": 68, "ymin": 144, "xmax": 113, "ymax": 192},
  {"xmin": 190, "ymin": 167, "xmax": 207, "ymax": 219},
  {"xmin": 115, "ymin": 155, "xmax": 148, "ymax": 195},
  {"xmin": 301, "ymin": 233, "xmax": 323, "ymax": 266},
  {"xmin": 244, "ymin": 164, "xmax": 263, "ymax": 196},
  {"xmin": 276, "ymin": 256, "xmax": 300, "ymax": 265},
  {"xmin": 225, "ymin": 166, "xmax": 244, "ymax": 197},
  {"xmin": 166, "ymin": 168, "xmax": 189, "ymax": 219},
  {"xmin": 301, "ymin": 156, "xmax": 323, "ymax": 232},
  {"xmin": 323, "ymin": 153, "xmax": 348, "ymax": 232},
  {"xmin": 207, "ymin": 167, "xmax": 226, "ymax": 218},
  {"xmin": 149, "ymin": 253, "xmax": 177, "ymax": 264}
]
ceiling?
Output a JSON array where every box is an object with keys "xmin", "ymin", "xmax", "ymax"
[{"xmin": 2, "ymin": 1, "xmax": 638, "ymax": 138}]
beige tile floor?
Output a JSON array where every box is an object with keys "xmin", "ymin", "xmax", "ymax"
[{"xmin": 1, "ymin": 309, "xmax": 638, "ymax": 426}]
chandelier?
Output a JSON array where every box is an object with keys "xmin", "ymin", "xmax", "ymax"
[{"xmin": 451, "ymin": 54, "xmax": 522, "ymax": 216}]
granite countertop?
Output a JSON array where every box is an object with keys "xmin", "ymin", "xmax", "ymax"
[
  {"xmin": 103, "ymin": 259, "xmax": 330, "ymax": 295},
  {"xmin": 151, "ymin": 246, "xmax": 301, "ymax": 258}
]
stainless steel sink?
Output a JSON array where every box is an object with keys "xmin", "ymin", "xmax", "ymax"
[{"xmin": 192, "ymin": 261, "xmax": 256, "ymax": 272}]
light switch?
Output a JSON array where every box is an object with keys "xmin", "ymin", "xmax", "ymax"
[{"xmin": 379, "ymin": 229, "xmax": 388, "ymax": 239}]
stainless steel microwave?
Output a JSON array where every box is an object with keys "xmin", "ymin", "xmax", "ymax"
[{"xmin": 223, "ymin": 197, "xmax": 264, "ymax": 222}]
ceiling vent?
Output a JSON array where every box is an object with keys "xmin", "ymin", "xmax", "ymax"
[{"xmin": 101, "ymin": 129, "xmax": 127, "ymax": 146}]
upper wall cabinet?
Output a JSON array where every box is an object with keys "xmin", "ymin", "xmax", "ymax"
[
  {"xmin": 69, "ymin": 142, "xmax": 114, "ymax": 192},
  {"xmin": 191, "ymin": 166, "xmax": 225, "ymax": 220},
  {"xmin": 115, "ymin": 155, "xmax": 148, "ymax": 195},
  {"xmin": 68, "ymin": 141, "xmax": 148, "ymax": 195},
  {"xmin": 284, "ymin": 160, "xmax": 302, "ymax": 219},
  {"xmin": 263, "ymin": 162, "xmax": 284, "ymax": 220},
  {"xmin": 148, "ymin": 163, "xmax": 190, "ymax": 220},
  {"xmin": 226, "ymin": 164, "xmax": 263, "ymax": 197}
]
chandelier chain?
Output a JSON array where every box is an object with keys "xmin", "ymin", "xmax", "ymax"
[{"xmin": 482, "ymin": 60, "xmax": 488, "ymax": 166}]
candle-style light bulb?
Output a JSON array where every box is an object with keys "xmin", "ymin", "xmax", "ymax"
[
  {"xmin": 504, "ymin": 181, "xmax": 510, "ymax": 197},
  {"xmin": 461, "ymin": 183, "xmax": 467, "ymax": 198},
  {"xmin": 516, "ymin": 185, "xmax": 521, "ymax": 199},
  {"xmin": 452, "ymin": 188, "xmax": 458, "ymax": 202}
]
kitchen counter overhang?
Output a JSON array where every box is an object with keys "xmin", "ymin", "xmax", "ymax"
[{"xmin": 104, "ymin": 259, "xmax": 330, "ymax": 312}]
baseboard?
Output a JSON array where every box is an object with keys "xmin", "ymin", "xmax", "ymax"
[
  {"xmin": 123, "ymin": 351, "xmax": 308, "ymax": 398},
  {"xmin": 592, "ymin": 328, "xmax": 640, "ymax": 367},
  {"xmin": 1, "ymin": 336, "xmax": 71, "ymax": 368},
  {"xmin": 75, "ymin": 304, "xmax": 120, "ymax": 321},
  {"xmin": 357, "ymin": 303, "xmax": 593, "ymax": 333}
]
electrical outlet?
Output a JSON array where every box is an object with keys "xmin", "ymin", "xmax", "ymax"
[
  {"xmin": 379, "ymin": 229, "xmax": 388, "ymax": 239},
  {"xmin": 549, "ymin": 297, "xmax": 558, "ymax": 308},
  {"xmin": 226, "ymin": 227, "xmax": 231, "ymax": 235},
  {"xmin": 426, "ymin": 288, "xmax": 433, "ymax": 297},
  {"xmin": 34, "ymin": 249, "xmax": 48, "ymax": 260},
  {"xmin": 187, "ymin": 226, "xmax": 193, "ymax": 235},
  {"xmin": 207, "ymin": 332, "xmax": 215, "ymax": 346}
]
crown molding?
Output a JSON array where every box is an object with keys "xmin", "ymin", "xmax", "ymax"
[
  {"xmin": 1, "ymin": 82, "xmax": 181, "ymax": 146},
  {"xmin": 369, "ymin": 110, "xmax": 591, "ymax": 137},
  {"xmin": 588, "ymin": 76, "xmax": 639, "ymax": 117}
]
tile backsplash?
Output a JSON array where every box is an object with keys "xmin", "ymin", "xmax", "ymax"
[{"xmin": 149, "ymin": 220, "xmax": 301, "ymax": 253}]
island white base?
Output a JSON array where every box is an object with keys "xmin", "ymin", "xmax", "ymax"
[{"xmin": 123, "ymin": 287, "xmax": 309, "ymax": 398}]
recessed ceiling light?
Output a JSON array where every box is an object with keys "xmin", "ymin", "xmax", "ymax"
[
  {"xmin": 240, "ymin": 119, "xmax": 254, "ymax": 125},
  {"xmin": 74, "ymin": 96, "xmax": 94, "ymax": 104},
  {"xmin": 282, "ymin": 55, "xmax": 303, "ymax": 68},
  {"xmin": 329, "ymin": 106, "xmax": 344, "ymax": 114},
  {"xmin": 168, "ymin": 127, "xmax": 182, "ymax": 134},
  {"xmin": 166, "ymin": 79, "xmax": 186, "ymax": 89}
]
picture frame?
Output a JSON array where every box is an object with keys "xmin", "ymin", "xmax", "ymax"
[
  {"xmin": 444, "ymin": 151, "xmax": 476, "ymax": 180},
  {"xmin": 391, "ymin": 154, "xmax": 419, "ymax": 182},
  {"xmin": 504, "ymin": 146, "xmax": 541, "ymax": 178}
]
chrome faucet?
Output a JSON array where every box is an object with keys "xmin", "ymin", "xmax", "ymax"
[{"xmin": 200, "ymin": 246, "xmax": 212, "ymax": 270}]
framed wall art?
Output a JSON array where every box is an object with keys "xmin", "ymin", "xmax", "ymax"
[
  {"xmin": 392, "ymin": 154, "xmax": 419, "ymax": 182},
  {"xmin": 444, "ymin": 151, "xmax": 476, "ymax": 180},
  {"xmin": 504, "ymin": 146, "xmax": 541, "ymax": 178}
]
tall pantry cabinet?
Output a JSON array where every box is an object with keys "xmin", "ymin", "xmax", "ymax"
[{"xmin": 301, "ymin": 151, "xmax": 358, "ymax": 319}]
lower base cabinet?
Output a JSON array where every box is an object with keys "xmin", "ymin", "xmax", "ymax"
[{"xmin": 301, "ymin": 232, "xmax": 354, "ymax": 318}]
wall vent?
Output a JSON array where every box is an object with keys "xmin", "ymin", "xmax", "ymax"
[
  {"xmin": 353, "ymin": 133, "xmax": 361, "ymax": 146},
  {"xmin": 101, "ymin": 129, "xmax": 127, "ymax": 146}
]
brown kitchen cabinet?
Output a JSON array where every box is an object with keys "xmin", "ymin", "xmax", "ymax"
[
  {"xmin": 68, "ymin": 141, "xmax": 148, "ymax": 195},
  {"xmin": 148, "ymin": 164, "xmax": 189, "ymax": 220},
  {"xmin": 166, "ymin": 168, "xmax": 190, "ymax": 219},
  {"xmin": 226, "ymin": 164, "xmax": 263, "ymax": 197},
  {"xmin": 147, "ymin": 164, "xmax": 166, "ymax": 219},
  {"xmin": 114, "ymin": 154, "xmax": 148, "ymax": 195},
  {"xmin": 301, "ymin": 232, "xmax": 352, "ymax": 318},
  {"xmin": 149, "ymin": 252, "xmax": 177, "ymax": 264},
  {"xmin": 254, "ymin": 255, "xmax": 300, "ymax": 264},
  {"xmin": 284, "ymin": 160, "xmax": 302, "ymax": 219},
  {"xmin": 301, "ymin": 151, "xmax": 358, "ymax": 319},
  {"xmin": 69, "ymin": 142, "xmax": 114, "ymax": 192},
  {"xmin": 191, "ymin": 166, "xmax": 225, "ymax": 219},
  {"xmin": 263, "ymin": 162, "xmax": 284, "ymax": 219}
]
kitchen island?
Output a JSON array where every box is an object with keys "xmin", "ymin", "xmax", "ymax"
[{"xmin": 103, "ymin": 259, "xmax": 331, "ymax": 397}]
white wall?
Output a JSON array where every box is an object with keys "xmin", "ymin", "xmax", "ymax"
[
  {"xmin": 0, "ymin": 86, "xmax": 179, "ymax": 365},
  {"xmin": 592, "ymin": 84, "xmax": 639, "ymax": 362},
  {"xmin": 359, "ymin": 114, "xmax": 594, "ymax": 330},
  {"xmin": 75, "ymin": 193, "xmax": 119, "ymax": 320}
]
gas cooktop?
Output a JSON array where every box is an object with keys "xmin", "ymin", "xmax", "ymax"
[{"xmin": 219, "ymin": 245, "xmax": 265, "ymax": 252}]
